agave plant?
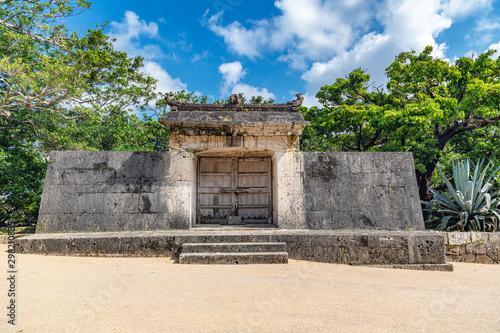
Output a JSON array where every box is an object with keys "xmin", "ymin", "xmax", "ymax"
[{"xmin": 422, "ymin": 159, "xmax": 500, "ymax": 231}]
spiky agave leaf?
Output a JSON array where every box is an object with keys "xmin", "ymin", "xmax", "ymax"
[{"xmin": 423, "ymin": 158, "xmax": 500, "ymax": 232}]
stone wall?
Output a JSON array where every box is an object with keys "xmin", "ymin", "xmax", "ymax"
[
  {"xmin": 299, "ymin": 152, "xmax": 424, "ymax": 231},
  {"xmin": 37, "ymin": 151, "xmax": 424, "ymax": 233},
  {"xmin": 37, "ymin": 151, "xmax": 195, "ymax": 233},
  {"xmin": 445, "ymin": 232, "xmax": 500, "ymax": 264}
]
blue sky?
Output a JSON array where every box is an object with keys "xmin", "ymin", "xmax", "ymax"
[{"xmin": 67, "ymin": 0, "xmax": 500, "ymax": 106}]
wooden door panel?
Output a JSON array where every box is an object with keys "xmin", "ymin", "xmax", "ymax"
[
  {"xmin": 199, "ymin": 174, "xmax": 232, "ymax": 188},
  {"xmin": 197, "ymin": 156, "xmax": 272, "ymax": 224},
  {"xmin": 199, "ymin": 193, "xmax": 232, "ymax": 206},
  {"xmin": 239, "ymin": 208, "xmax": 269, "ymax": 221},
  {"xmin": 200, "ymin": 208, "xmax": 232, "ymax": 222},
  {"xmin": 200, "ymin": 158, "xmax": 232, "ymax": 173},
  {"xmin": 238, "ymin": 158, "xmax": 269, "ymax": 172},
  {"xmin": 238, "ymin": 193, "xmax": 269, "ymax": 205},
  {"xmin": 238, "ymin": 174, "xmax": 269, "ymax": 188}
]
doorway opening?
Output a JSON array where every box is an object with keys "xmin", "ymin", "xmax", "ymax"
[{"xmin": 196, "ymin": 156, "xmax": 272, "ymax": 225}]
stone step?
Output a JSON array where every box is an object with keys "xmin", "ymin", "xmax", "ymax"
[
  {"xmin": 181, "ymin": 242, "xmax": 286, "ymax": 254},
  {"xmin": 179, "ymin": 252, "xmax": 289, "ymax": 264}
]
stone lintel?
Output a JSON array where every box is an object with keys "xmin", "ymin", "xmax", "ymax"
[{"xmin": 160, "ymin": 111, "xmax": 309, "ymax": 136}]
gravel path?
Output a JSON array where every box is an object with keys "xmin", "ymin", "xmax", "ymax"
[{"xmin": 1, "ymin": 244, "xmax": 499, "ymax": 332}]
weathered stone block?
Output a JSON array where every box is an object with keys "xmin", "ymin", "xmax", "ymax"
[
  {"xmin": 331, "ymin": 212, "xmax": 354, "ymax": 229},
  {"xmin": 170, "ymin": 152, "xmax": 195, "ymax": 182},
  {"xmin": 466, "ymin": 243, "xmax": 487, "ymax": 254},
  {"xmin": 446, "ymin": 254, "xmax": 460, "ymax": 262},
  {"xmin": 73, "ymin": 193, "xmax": 106, "ymax": 214},
  {"xmin": 44, "ymin": 163, "xmax": 65, "ymax": 185},
  {"xmin": 142, "ymin": 152, "xmax": 170, "ymax": 178},
  {"xmin": 304, "ymin": 211, "xmax": 331, "ymax": 229},
  {"xmin": 475, "ymin": 254, "xmax": 494, "ymax": 264},
  {"xmin": 104, "ymin": 193, "xmax": 140, "ymax": 214},
  {"xmin": 387, "ymin": 153, "xmax": 415, "ymax": 173},
  {"xmin": 303, "ymin": 153, "xmax": 350, "ymax": 182},
  {"xmin": 138, "ymin": 192, "xmax": 168, "ymax": 214},
  {"xmin": 351, "ymin": 172, "xmax": 392, "ymax": 188},
  {"xmin": 470, "ymin": 232, "xmax": 484, "ymax": 244},
  {"xmin": 488, "ymin": 233, "xmax": 500, "ymax": 243},
  {"xmin": 446, "ymin": 245, "xmax": 460, "ymax": 255},
  {"xmin": 36, "ymin": 214, "xmax": 79, "ymax": 233},
  {"xmin": 62, "ymin": 169, "xmax": 115, "ymax": 185},
  {"xmin": 342, "ymin": 153, "xmax": 366, "ymax": 174},
  {"xmin": 409, "ymin": 233, "xmax": 446, "ymax": 264},
  {"xmin": 447, "ymin": 232, "xmax": 472, "ymax": 245},
  {"xmin": 486, "ymin": 245, "xmax": 499, "ymax": 261},
  {"xmin": 457, "ymin": 253, "xmax": 476, "ymax": 262},
  {"xmin": 51, "ymin": 151, "xmax": 109, "ymax": 170},
  {"xmin": 391, "ymin": 208, "xmax": 424, "ymax": 230},
  {"xmin": 326, "ymin": 192, "xmax": 353, "ymax": 212}
]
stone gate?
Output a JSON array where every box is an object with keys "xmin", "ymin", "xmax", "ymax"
[{"xmin": 36, "ymin": 94, "xmax": 424, "ymax": 233}]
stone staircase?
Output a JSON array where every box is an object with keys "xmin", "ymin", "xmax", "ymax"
[{"xmin": 178, "ymin": 242, "xmax": 288, "ymax": 264}]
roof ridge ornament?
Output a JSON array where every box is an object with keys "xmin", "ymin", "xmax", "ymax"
[
  {"xmin": 229, "ymin": 94, "xmax": 242, "ymax": 105},
  {"xmin": 164, "ymin": 92, "xmax": 303, "ymax": 112},
  {"xmin": 287, "ymin": 93, "xmax": 303, "ymax": 107}
]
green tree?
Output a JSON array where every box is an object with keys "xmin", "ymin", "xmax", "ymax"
[
  {"xmin": 0, "ymin": 1, "xmax": 166, "ymax": 225},
  {"xmin": 0, "ymin": 0, "xmax": 158, "ymax": 142},
  {"xmin": 0, "ymin": 128, "xmax": 45, "ymax": 225},
  {"xmin": 304, "ymin": 46, "xmax": 500, "ymax": 201}
]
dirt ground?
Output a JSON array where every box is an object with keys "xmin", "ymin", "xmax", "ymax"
[{"xmin": 1, "ymin": 244, "xmax": 499, "ymax": 333}]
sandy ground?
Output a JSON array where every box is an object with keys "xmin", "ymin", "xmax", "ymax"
[{"xmin": 1, "ymin": 244, "xmax": 499, "ymax": 333}]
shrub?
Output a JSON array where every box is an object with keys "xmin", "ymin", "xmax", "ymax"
[{"xmin": 422, "ymin": 159, "xmax": 500, "ymax": 231}]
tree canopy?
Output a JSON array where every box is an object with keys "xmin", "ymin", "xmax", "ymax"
[
  {"xmin": 302, "ymin": 46, "xmax": 500, "ymax": 201},
  {"xmin": 0, "ymin": 0, "xmax": 168, "ymax": 225},
  {"xmin": 2, "ymin": 2, "xmax": 500, "ymax": 227}
]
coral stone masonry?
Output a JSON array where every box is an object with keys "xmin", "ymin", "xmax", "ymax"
[
  {"xmin": 24, "ymin": 93, "xmax": 443, "ymax": 267},
  {"xmin": 445, "ymin": 232, "xmax": 500, "ymax": 264},
  {"xmin": 36, "ymin": 94, "xmax": 424, "ymax": 232}
]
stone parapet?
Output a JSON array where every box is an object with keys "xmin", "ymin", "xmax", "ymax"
[
  {"xmin": 444, "ymin": 232, "xmax": 500, "ymax": 264},
  {"xmin": 16, "ymin": 230, "xmax": 446, "ymax": 266}
]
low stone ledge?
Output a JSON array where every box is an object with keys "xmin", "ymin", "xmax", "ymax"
[
  {"xmin": 366, "ymin": 263, "xmax": 454, "ymax": 272},
  {"xmin": 0, "ymin": 234, "xmax": 22, "ymax": 244},
  {"xmin": 444, "ymin": 232, "xmax": 500, "ymax": 264},
  {"xmin": 0, "ymin": 235, "xmax": 8, "ymax": 244},
  {"xmin": 15, "ymin": 230, "xmax": 446, "ymax": 266}
]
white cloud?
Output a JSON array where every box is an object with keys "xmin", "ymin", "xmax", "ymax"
[
  {"xmin": 476, "ymin": 17, "xmax": 500, "ymax": 32},
  {"xmin": 488, "ymin": 41, "xmax": 500, "ymax": 59},
  {"xmin": 442, "ymin": 0, "xmax": 493, "ymax": 18},
  {"xmin": 467, "ymin": 15, "xmax": 500, "ymax": 47},
  {"xmin": 218, "ymin": 61, "xmax": 275, "ymax": 100},
  {"xmin": 231, "ymin": 84, "xmax": 275, "ymax": 101},
  {"xmin": 190, "ymin": 50, "xmax": 211, "ymax": 63},
  {"xmin": 218, "ymin": 61, "xmax": 246, "ymax": 94},
  {"xmin": 301, "ymin": 92, "xmax": 321, "ymax": 108},
  {"xmin": 206, "ymin": 0, "xmax": 374, "ymax": 69},
  {"xmin": 301, "ymin": 0, "xmax": 467, "ymax": 100},
  {"xmin": 143, "ymin": 61, "xmax": 187, "ymax": 93},
  {"xmin": 206, "ymin": 0, "xmax": 492, "ymax": 105},
  {"xmin": 109, "ymin": 12, "xmax": 189, "ymax": 97},
  {"xmin": 206, "ymin": 12, "xmax": 270, "ymax": 59},
  {"xmin": 109, "ymin": 11, "xmax": 163, "ymax": 60}
]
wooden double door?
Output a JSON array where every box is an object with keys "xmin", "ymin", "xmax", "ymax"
[{"xmin": 197, "ymin": 157, "xmax": 272, "ymax": 225}]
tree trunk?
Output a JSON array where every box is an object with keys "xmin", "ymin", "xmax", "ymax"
[{"xmin": 415, "ymin": 161, "xmax": 438, "ymax": 202}]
